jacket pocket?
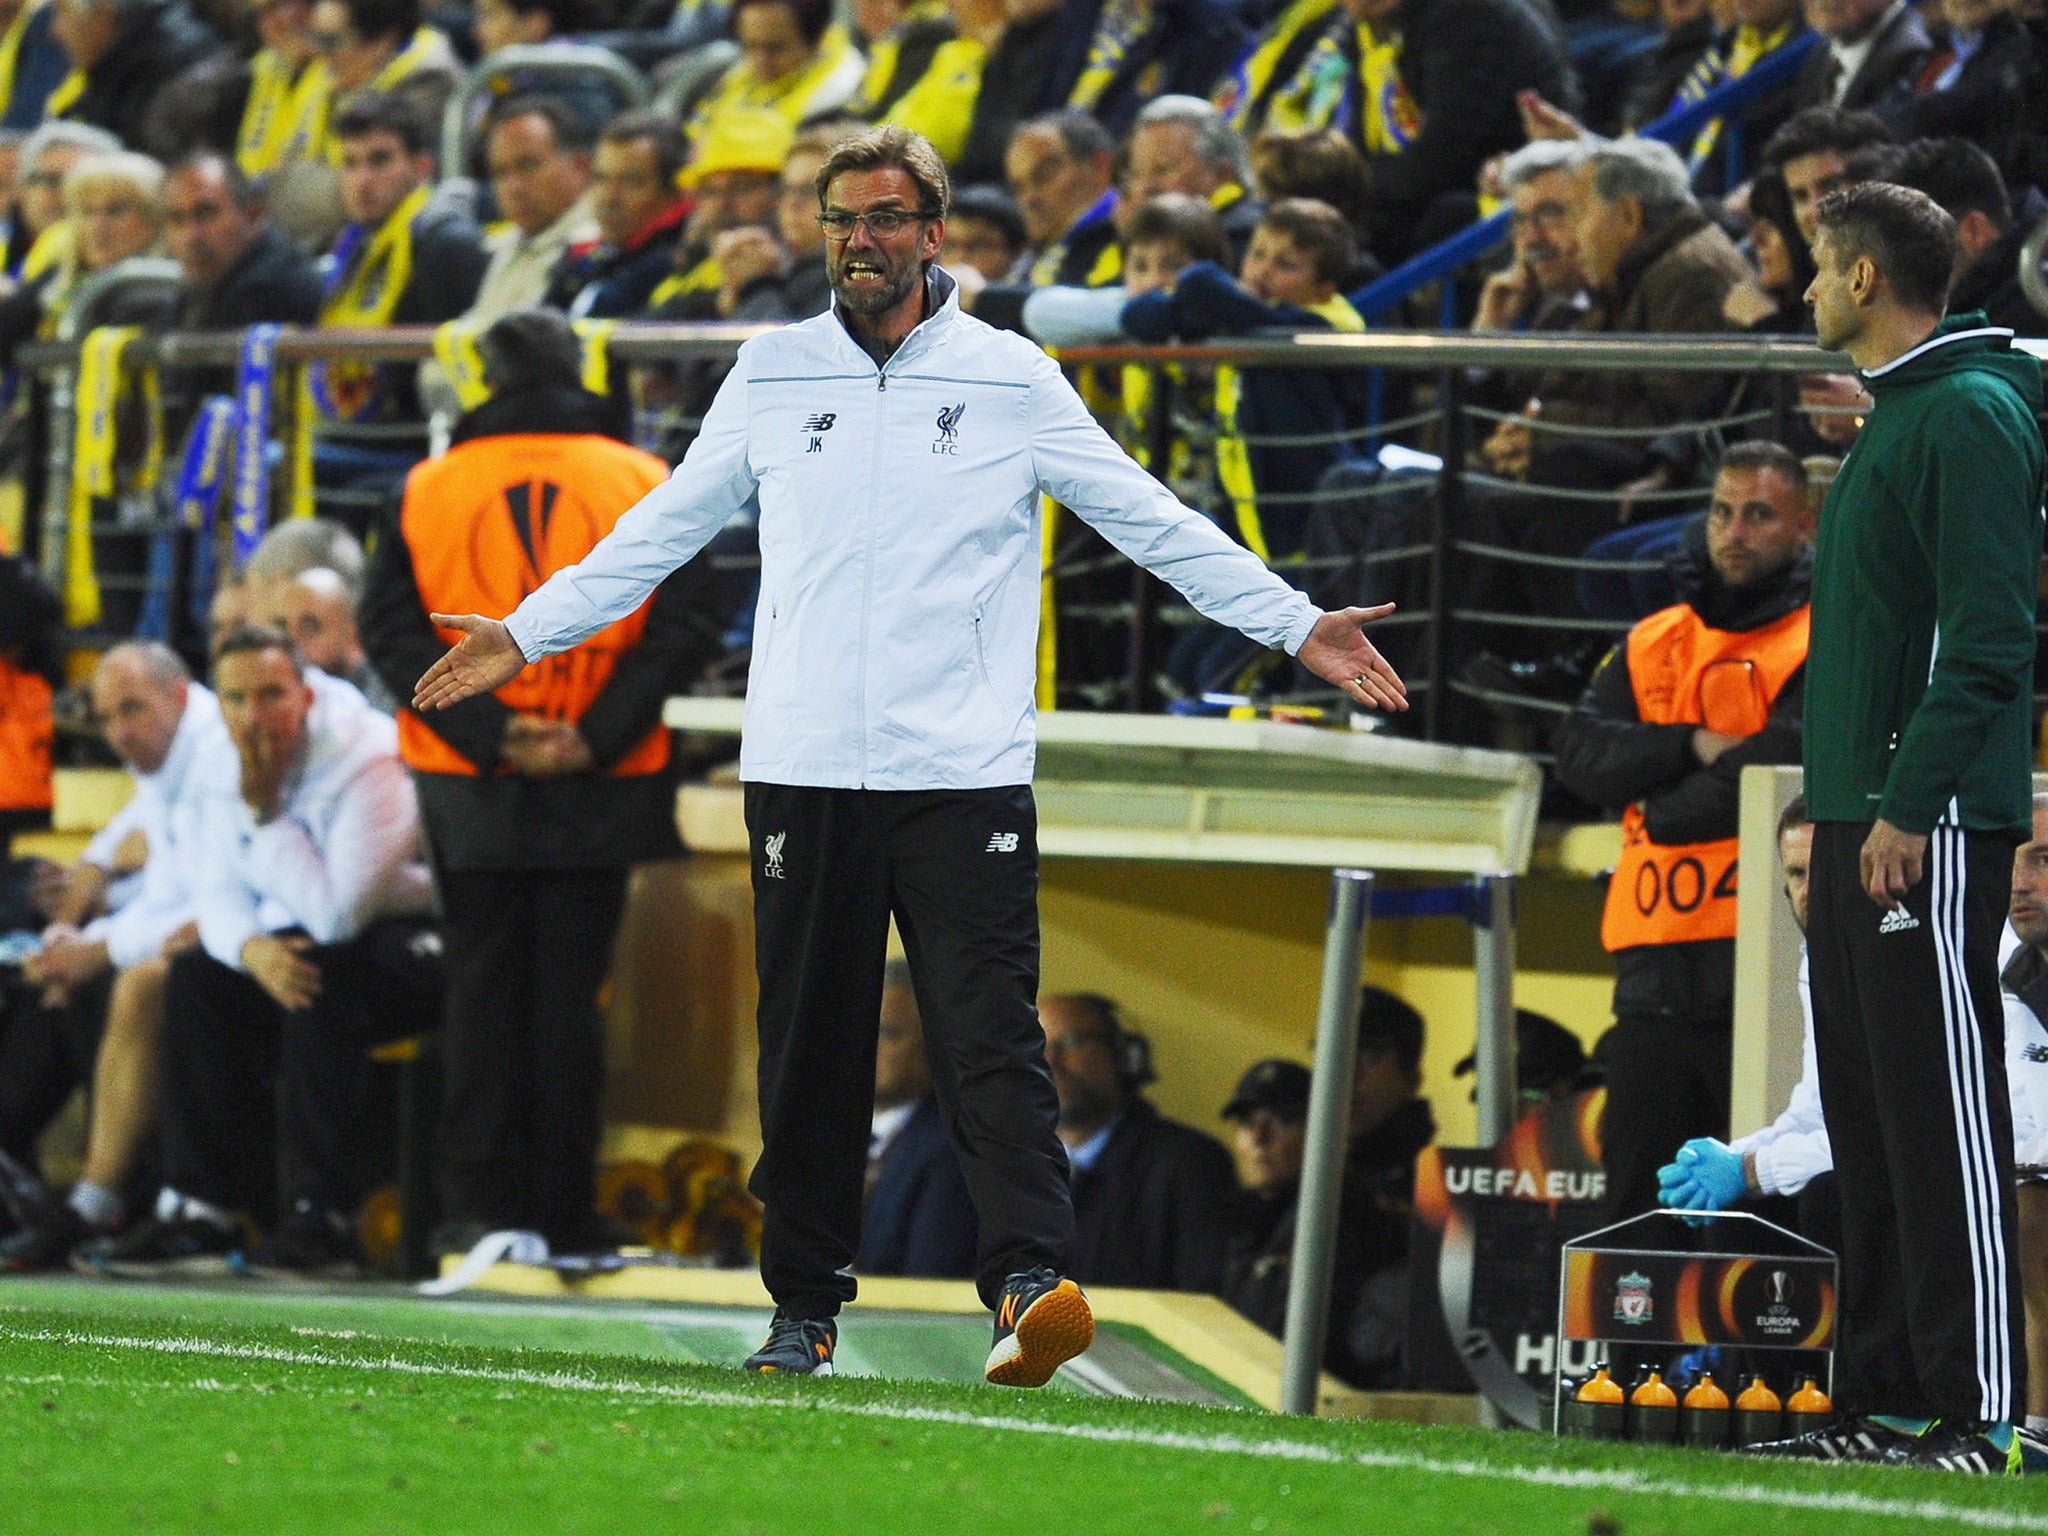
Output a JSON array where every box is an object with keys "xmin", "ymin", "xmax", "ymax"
[{"xmin": 971, "ymin": 608, "xmax": 995, "ymax": 695}]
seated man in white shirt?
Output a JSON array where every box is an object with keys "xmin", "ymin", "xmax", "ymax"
[
  {"xmin": 0, "ymin": 643, "xmax": 231, "ymax": 1268},
  {"xmin": 1657, "ymin": 795, "xmax": 1833, "ymax": 1240},
  {"xmin": 93, "ymin": 626, "xmax": 441, "ymax": 1278}
]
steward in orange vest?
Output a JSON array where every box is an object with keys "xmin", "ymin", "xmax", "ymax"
[
  {"xmin": 1552, "ymin": 448, "xmax": 1812, "ymax": 1222},
  {"xmin": 0, "ymin": 554, "xmax": 62, "ymax": 848},
  {"xmin": 359, "ymin": 311, "xmax": 722, "ymax": 1247}
]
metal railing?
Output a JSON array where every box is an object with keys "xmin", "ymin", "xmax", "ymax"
[{"xmin": 15, "ymin": 323, "xmax": 2048, "ymax": 743}]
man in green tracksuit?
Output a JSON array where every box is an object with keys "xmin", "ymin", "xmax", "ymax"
[{"xmin": 1779, "ymin": 181, "xmax": 2046, "ymax": 1472}]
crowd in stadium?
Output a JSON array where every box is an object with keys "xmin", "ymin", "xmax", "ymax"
[{"xmin": 0, "ymin": 0, "xmax": 2042, "ymax": 1460}]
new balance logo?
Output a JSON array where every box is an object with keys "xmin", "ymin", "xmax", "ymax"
[
  {"xmin": 802, "ymin": 412, "xmax": 835, "ymax": 453},
  {"xmin": 1878, "ymin": 907, "xmax": 1921, "ymax": 934},
  {"xmin": 2024, "ymin": 1044, "xmax": 2048, "ymax": 1064},
  {"xmin": 763, "ymin": 831, "xmax": 787, "ymax": 879},
  {"xmin": 986, "ymin": 833, "xmax": 1020, "ymax": 853}
]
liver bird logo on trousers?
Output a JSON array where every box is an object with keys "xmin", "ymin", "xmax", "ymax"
[{"xmin": 763, "ymin": 831, "xmax": 786, "ymax": 879}]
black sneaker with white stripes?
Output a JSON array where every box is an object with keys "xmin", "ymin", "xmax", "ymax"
[
  {"xmin": 1895, "ymin": 1421, "xmax": 2022, "ymax": 1475},
  {"xmin": 1744, "ymin": 1413, "xmax": 1925, "ymax": 1463},
  {"xmin": 742, "ymin": 1313, "xmax": 836, "ymax": 1375}
]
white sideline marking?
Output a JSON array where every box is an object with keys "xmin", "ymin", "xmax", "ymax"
[{"xmin": 8, "ymin": 1326, "xmax": 2048, "ymax": 1531}]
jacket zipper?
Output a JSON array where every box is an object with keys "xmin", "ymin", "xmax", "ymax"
[{"xmin": 857, "ymin": 350, "xmax": 898, "ymax": 786}]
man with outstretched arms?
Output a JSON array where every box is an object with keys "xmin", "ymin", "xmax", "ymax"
[{"xmin": 415, "ymin": 125, "xmax": 1405, "ymax": 1388}]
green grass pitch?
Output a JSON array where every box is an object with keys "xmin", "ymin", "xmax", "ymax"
[{"xmin": 3, "ymin": 1282, "xmax": 2047, "ymax": 1535}]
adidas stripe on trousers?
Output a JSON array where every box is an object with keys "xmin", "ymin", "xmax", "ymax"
[
  {"xmin": 743, "ymin": 782, "xmax": 1074, "ymax": 1317},
  {"xmin": 1806, "ymin": 820, "xmax": 2025, "ymax": 1422}
]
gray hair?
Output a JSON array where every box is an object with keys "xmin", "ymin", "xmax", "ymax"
[
  {"xmin": 245, "ymin": 518, "xmax": 365, "ymax": 594},
  {"xmin": 1582, "ymin": 137, "xmax": 1695, "ymax": 224},
  {"xmin": 99, "ymin": 639, "xmax": 189, "ymax": 691},
  {"xmin": 1498, "ymin": 138, "xmax": 1589, "ymax": 194},
  {"xmin": 18, "ymin": 121, "xmax": 121, "ymax": 174},
  {"xmin": 64, "ymin": 150, "xmax": 166, "ymax": 216},
  {"xmin": 1133, "ymin": 95, "xmax": 1251, "ymax": 186}
]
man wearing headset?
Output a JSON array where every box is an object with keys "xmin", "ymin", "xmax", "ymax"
[{"xmin": 1040, "ymin": 992, "xmax": 1237, "ymax": 1293}]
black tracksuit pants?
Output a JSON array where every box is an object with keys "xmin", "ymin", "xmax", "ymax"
[
  {"xmin": 159, "ymin": 918, "xmax": 443, "ymax": 1220},
  {"xmin": 1807, "ymin": 820, "xmax": 2025, "ymax": 1423},
  {"xmin": 744, "ymin": 782, "xmax": 1072, "ymax": 1316},
  {"xmin": 1595, "ymin": 1011, "xmax": 1732, "ymax": 1222},
  {"xmin": 0, "ymin": 970, "xmax": 112, "ymax": 1167},
  {"xmin": 435, "ymin": 867, "xmax": 629, "ymax": 1247}
]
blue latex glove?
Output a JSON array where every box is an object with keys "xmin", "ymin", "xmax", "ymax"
[{"xmin": 1664, "ymin": 1137, "xmax": 1746, "ymax": 1211}]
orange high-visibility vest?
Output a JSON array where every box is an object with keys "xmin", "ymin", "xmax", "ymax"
[
  {"xmin": 1600, "ymin": 601, "xmax": 1809, "ymax": 952},
  {"xmin": 398, "ymin": 431, "xmax": 673, "ymax": 778},
  {"xmin": 0, "ymin": 654, "xmax": 53, "ymax": 812}
]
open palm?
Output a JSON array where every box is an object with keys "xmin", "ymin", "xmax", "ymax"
[
  {"xmin": 413, "ymin": 613, "xmax": 528, "ymax": 712},
  {"xmin": 1295, "ymin": 604, "xmax": 1408, "ymax": 713}
]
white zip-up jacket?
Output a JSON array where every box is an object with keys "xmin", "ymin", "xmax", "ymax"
[
  {"xmin": 502, "ymin": 269, "xmax": 1323, "ymax": 790},
  {"xmin": 80, "ymin": 684, "xmax": 235, "ymax": 968},
  {"xmin": 193, "ymin": 672, "xmax": 435, "ymax": 968}
]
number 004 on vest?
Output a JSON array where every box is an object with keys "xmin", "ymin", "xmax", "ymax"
[{"xmin": 1601, "ymin": 603, "xmax": 1810, "ymax": 952}]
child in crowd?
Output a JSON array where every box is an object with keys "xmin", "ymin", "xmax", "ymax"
[
  {"xmin": 1121, "ymin": 196, "xmax": 1368, "ymax": 564},
  {"xmin": 1116, "ymin": 194, "xmax": 1229, "ymax": 485}
]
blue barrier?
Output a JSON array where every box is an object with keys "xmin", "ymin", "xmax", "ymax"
[{"xmin": 1350, "ymin": 30, "xmax": 1821, "ymax": 321}]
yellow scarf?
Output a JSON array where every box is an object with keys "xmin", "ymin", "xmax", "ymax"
[
  {"xmin": 321, "ymin": 29, "xmax": 443, "ymax": 165},
  {"xmin": 1354, "ymin": 23, "xmax": 1421, "ymax": 156},
  {"xmin": 850, "ymin": 0, "xmax": 947, "ymax": 113},
  {"xmin": 310, "ymin": 181, "xmax": 429, "ymax": 426},
  {"xmin": 1214, "ymin": 0, "xmax": 1337, "ymax": 128},
  {"xmin": 689, "ymin": 25, "xmax": 859, "ymax": 141},
  {"xmin": 1216, "ymin": 292, "xmax": 1363, "ymax": 560},
  {"xmin": 68, "ymin": 326, "xmax": 163, "ymax": 626},
  {"xmin": 1067, "ymin": 0, "xmax": 1148, "ymax": 112},
  {"xmin": 647, "ymin": 251, "xmax": 721, "ymax": 312},
  {"xmin": 20, "ymin": 220, "xmax": 69, "ymax": 282},
  {"xmin": 429, "ymin": 316, "xmax": 617, "ymax": 412},
  {"xmin": 238, "ymin": 49, "xmax": 332, "ymax": 177},
  {"xmin": 880, "ymin": 35, "xmax": 986, "ymax": 164},
  {"xmin": 1685, "ymin": 21, "xmax": 1793, "ymax": 169},
  {"xmin": 44, "ymin": 65, "xmax": 83, "ymax": 119},
  {"xmin": 0, "ymin": 0, "xmax": 47, "ymax": 121}
]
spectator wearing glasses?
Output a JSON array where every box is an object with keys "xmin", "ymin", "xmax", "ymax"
[
  {"xmin": 543, "ymin": 110, "xmax": 691, "ymax": 320},
  {"xmin": 1042, "ymin": 992, "xmax": 1237, "ymax": 1294},
  {"xmin": 419, "ymin": 95, "xmax": 594, "ymax": 419}
]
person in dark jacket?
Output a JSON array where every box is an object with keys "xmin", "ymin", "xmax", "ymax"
[
  {"xmin": 1042, "ymin": 991, "xmax": 1237, "ymax": 1293},
  {"xmin": 47, "ymin": 0, "xmax": 230, "ymax": 161},
  {"xmin": 954, "ymin": 0, "xmax": 1066, "ymax": 187},
  {"xmin": 1037, "ymin": 0, "xmax": 1250, "ymax": 139},
  {"xmin": 1791, "ymin": 184, "xmax": 2044, "ymax": 1459},
  {"xmin": 1553, "ymin": 441, "xmax": 1813, "ymax": 1223},
  {"xmin": 160, "ymin": 152, "xmax": 324, "ymax": 436},
  {"xmin": 0, "ymin": 0, "xmax": 75, "ymax": 130},
  {"xmin": 1875, "ymin": 134, "xmax": 2048, "ymax": 339},
  {"xmin": 542, "ymin": 110, "xmax": 692, "ymax": 320},
  {"xmin": 1873, "ymin": 0, "xmax": 2038, "ymax": 181},
  {"xmin": 1261, "ymin": 0, "xmax": 1574, "ymax": 260},
  {"xmin": 1792, "ymin": 0, "xmax": 1931, "ymax": 114},
  {"xmin": 857, "ymin": 960, "xmax": 978, "ymax": 1279},
  {"xmin": 1220, "ymin": 990, "xmax": 1437, "ymax": 1387},
  {"xmin": 360, "ymin": 310, "xmax": 723, "ymax": 1252}
]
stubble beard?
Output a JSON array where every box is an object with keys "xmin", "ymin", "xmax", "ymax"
[{"xmin": 832, "ymin": 253, "xmax": 921, "ymax": 319}]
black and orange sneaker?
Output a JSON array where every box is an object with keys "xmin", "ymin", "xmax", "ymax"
[
  {"xmin": 985, "ymin": 1268, "xmax": 1093, "ymax": 1388},
  {"xmin": 743, "ymin": 1313, "xmax": 837, "ymax": 1376}
]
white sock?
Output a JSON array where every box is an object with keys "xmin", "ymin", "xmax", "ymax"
[
  {"xmin": 154, "ymin": 1187, "xmax": 235, "ymax": 1232},
  {"xmin": 65, "ymin": 1179, "xmax": 122, "ymax": 1231},
  {"xmin": 2028, "ymin": 1415, "xmax": 2048, "ymax": 1435}
]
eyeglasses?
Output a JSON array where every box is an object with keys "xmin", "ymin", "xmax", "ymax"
[{"xmin": 817, "ymin": 207, "xmax": 935, "ymax": 241}]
